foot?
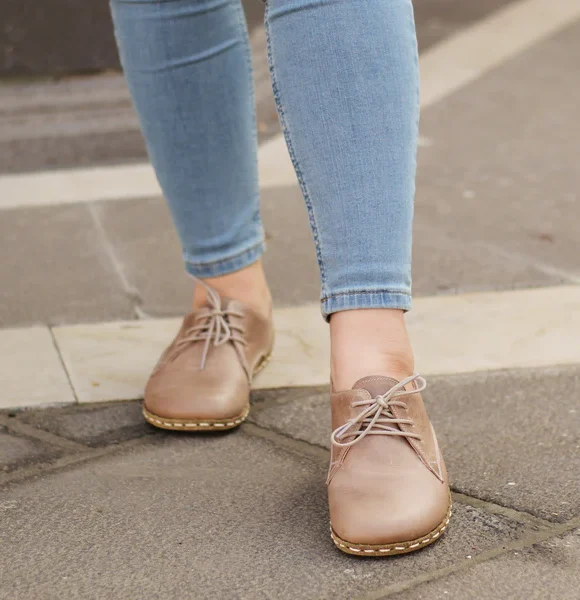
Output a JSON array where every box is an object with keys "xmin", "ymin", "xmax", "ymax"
[
  {"xmin": 330, "ymin": 309, "xmax": 415, "ymax": 390},
  {"xmin": 327, "ymin": 374, "xmax": 451, "ymax": 556},
  {"xmin": 193, "ymin": 260, "xmax": 272, "ymax": 321},
  {"xmin": 143, "ymin": 283, "xmax": 274, "ymax": 431}
]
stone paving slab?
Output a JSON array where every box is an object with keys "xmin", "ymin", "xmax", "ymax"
[
  {"xmin": 1, "ymin": 430, "xmax": 525, "ymax": 600},
  {"xmin": 0, "ymin": 203, "xmax": 134, "ymax": 327},
  {"xmin": 97, "ymin": 187, "xmax": 321, "ymax": 315},
  {"xmin": 251, "ymin": 365, "xmax": 580, "ymax": 522},
  {"xmin": 411, "ymin": 222, "xmax": 562, "ymax": 295},
  {"xmin": 0, "ymin": 326, "xmax": 75, "ymax": 408},
  {"xmin": 416, "ymin": 21, "xmax": 580, "ymax": 281},
  {"xmin": 96, "ymin": 197, "xmax": 193, "ymax": 317},
  {"xmin": 37, "ymin": 286, "xmax": 580, "ymax": 406},
  {"xmin": 95, "ymin": 182, "xmax": 561, "ymax": 321},
  {"xmin": 17, "ymin": 401, "xmax": 154, "ymax": 448},
  {"xmin": 10, "ymin": 388, "xmax": 315, "ymax": 450},
  {"xmin": 423, "ymin": 367, "xmax": 580, "ymax": 523},
  {"xmin": 396, "ymin": 528, "xmax": 580, "ymax": 600},
  {"xmin": 0, "ymin": 429, "xmax": 63, "ymax": 473}
]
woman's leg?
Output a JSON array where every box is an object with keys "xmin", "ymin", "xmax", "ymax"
[
  {"xmin": 110, "ymin": 0, "xmax": 270, "ymax": 316},
  {"xmin": 110, "ymin": 0, "xmax": 274, "ymax": 432},
  {"xmin": 264, "ymin": 0, "xmax": 418, "ymax": 387},
  {"xmin": 265, "ymin": 0, "xmax": 450, "ymax": 556}
]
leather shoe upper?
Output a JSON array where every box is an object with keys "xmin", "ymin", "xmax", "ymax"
[
  {"xmin": 144, "ymin": 294, "xmax": 274, "ymax": 421},
  {"xmin": 328, "ymin": 375, "xmax": 450, "ymax": 545}
]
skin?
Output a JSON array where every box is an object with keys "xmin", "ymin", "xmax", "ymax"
[{"xmin": 193, "ymin": 261, "xmax": 415, "ymax": 391}]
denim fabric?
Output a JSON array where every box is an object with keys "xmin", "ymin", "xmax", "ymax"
[
  {"xmin": 110, "ymin": 0, "xmax": 419, "ymax": 318},
  {"xmin": 110, "ymin": 0, "xmax": 264, "ymax": 278}
]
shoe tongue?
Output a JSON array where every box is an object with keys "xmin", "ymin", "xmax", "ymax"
[{"xmin": 352, "ymin": 375, "xmax": 400, "ymax": 397}]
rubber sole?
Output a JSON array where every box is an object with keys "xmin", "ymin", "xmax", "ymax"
[
  {"xmin": 142, "ymin": 351, "xmax": 272, "ymax": 432},
  {"xmin": 330, "ymin": 499, "xmax": 452, "ymax": 557}
]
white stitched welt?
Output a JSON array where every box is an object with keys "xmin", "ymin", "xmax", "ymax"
[
  {"xmin": 144, "ymin": 412, "xmax": 246, "ymax": 428},
  {"xmin": 331, "ymin": 512, "xmax": 451, "ymax": 553}
]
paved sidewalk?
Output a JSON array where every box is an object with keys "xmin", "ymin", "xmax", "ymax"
[
  {"xmin": 1, "ymin": 1, "xmax": 580, "ymax": 598},
  {"xmin": 2, "ymin": 368, "xmax": 580, "ymax": 599}
]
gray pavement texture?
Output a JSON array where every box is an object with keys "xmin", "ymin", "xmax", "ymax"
[
  {"xmin": 1, "ymin": 364, "xmax": 579, "ymax": 598},
  {"xmin": 0, "ymin": 429, "xmax": 63, "ymax": 473},
  {"xmin": 0, "ymin": 203, "xmax": 135, "ymax": 326},
  {"xmin": 415, "ymin": 21, "xmax": 580, "ymax": 284},
  {"xmin": 395, "ymin": 529, "xmax": 580, "ymax": 600}
]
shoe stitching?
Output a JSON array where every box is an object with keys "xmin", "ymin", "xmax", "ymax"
[
  {"xmin": 330, "ymin": 506, "xmax": 452, "ymax": 555},
  {"xmin": 144, "ymin": 413, "xmax": 246, "ymax": 429}
]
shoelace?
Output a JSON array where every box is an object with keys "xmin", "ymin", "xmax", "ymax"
[
  {"xmin": 176, "ymin": 278, "xmax": 247, "ymax": 370},
  {"xmin": 331, "ymin": 373, "xmax": 427, "ymax": 448}
]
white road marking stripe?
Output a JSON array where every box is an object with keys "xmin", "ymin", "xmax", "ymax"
[
  {"xmin": 0, "ymin": 163, "xmax": 162, "ymax": 209},
  {"xmin": 1, "ymin": 0, "xmax": 579, "ymax": 210},
  {"xmin": 1, "ymin": 285, "xmax": 578, "ymax": 408}
]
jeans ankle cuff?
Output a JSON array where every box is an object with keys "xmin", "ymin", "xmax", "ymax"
[
  {"xmin": 321, "ymin": 290, "xmax": 412, "ymax": 321},
  {"xmin": 184, "ymin": 240, "xmax": 265, "ymax": 279}
]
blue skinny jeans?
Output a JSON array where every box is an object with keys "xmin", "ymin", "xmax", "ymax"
[{"xmin": 110, "ymin": 0, "xmax": 419, "ymax": 319}]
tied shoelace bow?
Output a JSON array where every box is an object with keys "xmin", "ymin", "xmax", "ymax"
[
  {"xmin": 176, "ymin": 279, "xmax": 247, "ymax": 370},
  {"xmin": 331, "ymin": 373, "xmax": 427, "ymax": 448}
]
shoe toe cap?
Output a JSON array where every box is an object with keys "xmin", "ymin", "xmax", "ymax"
[
  {"xmin": 144, "ymin": 366, "xmax": 249, "ymax": 421},
  {"xmin": 329, "ymin": 473, "xmax": 450, "ymax": 546}
]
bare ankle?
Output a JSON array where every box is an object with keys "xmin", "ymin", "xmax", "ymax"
[
  {"xmin": 330, "ymin": 308, "xmax": 415, "ymax": 390},
  {"xmin": 192, "ymin": 261, "xmax": 272, "ymax": 319}
]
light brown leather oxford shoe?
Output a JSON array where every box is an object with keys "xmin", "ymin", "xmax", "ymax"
[
  {"xmin": 328, "ymin": 374, "xmax": 451, "ymax": 556},
  {"xmin": 143, "ymin": 285, "xmax": 274, "ymax": 431}
]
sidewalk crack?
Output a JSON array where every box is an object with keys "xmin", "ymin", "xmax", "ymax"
[
  {"xmin": 87, "ymin": 202, "xmax": 146, "ymax": 319},
  {"xmin": 356, "ymin": 519, "xmax": 580, "ymax": 600},
  {"xmin": 48, "ymin": 326, "xmax": 78, "ymax": 404}
]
